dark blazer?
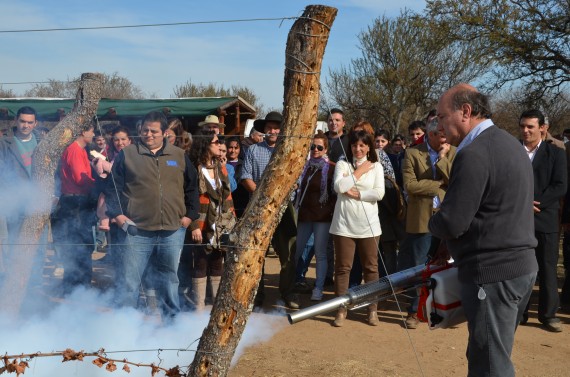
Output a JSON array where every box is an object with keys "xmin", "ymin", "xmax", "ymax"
[
  {"xmin": 532, "ymin": 141, "xmax": 567, "ymax": 233},
  {"xmin": 325, "ymin": 132, "xmax": 349, "ymax": 163}
]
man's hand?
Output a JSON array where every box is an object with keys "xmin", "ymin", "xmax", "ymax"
[
  {"xmin": 191, "ymin": 228, "xmax": 202, "ymax": 244},
  {"xmin": 180, "ymin": 216, "xmax": 191, "ymax": 228},
  {"xmin": 438, "ymin": 143, "xmax": 451, "ymax": 159},
  {"xmin": 533, "ymin": 200, "xmax": 541, "ymax": 213},
  {"xmin": 114, "ymin": 214, "xmax": 130, "ymax": 229},
  {"xmin": 431, "ymin": 241, "xmax": 451, "ymax": 266}
]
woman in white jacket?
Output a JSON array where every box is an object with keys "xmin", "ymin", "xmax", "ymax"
[{"xmin": 330, "ymin": 130, "xmax": 385, "ymax": 327}]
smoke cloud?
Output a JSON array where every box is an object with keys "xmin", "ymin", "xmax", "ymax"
[{"xmin": 0, "ymin": 286, "xmax": 287, "ymax": 376}]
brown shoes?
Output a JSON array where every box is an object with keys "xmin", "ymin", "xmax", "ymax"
[
  {"xmin": 405, "ymin": 313, "xmax": 419, "ymax": 329},
  {"xmin": 333, "ymin": 307, "xmax": 347, "ymax": 327},
  {"xmin": 368, "ymin": 304, "xmax": 379, "ymax": 326}
]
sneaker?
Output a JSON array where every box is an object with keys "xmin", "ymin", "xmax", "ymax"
[
  {"xmin": 283, "ymin": 294, "xmax": 300, "ymax": 309},
  {"xmin": 294, "ymin": 281, "xmax": 312, "ymax": 294},
  {"xmin": 310, "ymin": 288, "xmax": 323, "ymax": 301},
  {"xmin": 405, "ymin": 313, "xmax": 419, "ymax": 329},
  {"xmin": 266, "ymin": 246, "xmax": 277, "ymax": 257},
  {"xmin": 543, "ymin": 320, "xmax": 563, "ymax": 333}
]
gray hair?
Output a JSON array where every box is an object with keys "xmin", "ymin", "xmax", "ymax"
[{"xmin": 426, "ymin": 117, "xmax": 439, "ymax": 134}]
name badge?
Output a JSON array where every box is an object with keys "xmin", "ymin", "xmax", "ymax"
[{"xmin": 166, "ymin": 160, "xmax": 178, "ymax": 167}]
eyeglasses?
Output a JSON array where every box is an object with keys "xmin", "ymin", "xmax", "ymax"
[
  {"xmin": 310, "ymin": 144, "xmax": 324, "ymax": 151},
  {"xmin": 210, "ymin": 140, "xmax": 220, "ymax": 145}
]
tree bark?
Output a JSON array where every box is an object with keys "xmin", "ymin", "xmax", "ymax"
[
  {"xmin": 188, "ymin": 5, "xmax": 337, "ymax": 377},
  {"xmin": 0, "ymin": 73, "xmax": 103, "ymax": 317}
]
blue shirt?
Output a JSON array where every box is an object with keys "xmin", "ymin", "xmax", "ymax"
[
  {"xmin": 426, "ymin": 140, "xmax": 441, "ymax": 209},
  {"xmin": 241, "ymin": 141, "xmax": 275, "ymax": 184},
  {"xmin": 456, "ymin": 119, "xmax": 494, "ymax": 153}
]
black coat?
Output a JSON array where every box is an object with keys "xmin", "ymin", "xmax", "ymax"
[{"xmin": 532, "ymin": 141, "xmax": 567, "ymax": 233}]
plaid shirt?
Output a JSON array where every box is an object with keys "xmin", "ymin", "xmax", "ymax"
[{"xmin": 241, "ymin": 141, "xmax": 274, "ymax": 184}]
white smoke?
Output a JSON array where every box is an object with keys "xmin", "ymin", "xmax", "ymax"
[{"xmin": 0, "ymin": 287, "xmax": 287, "ymax": 376}]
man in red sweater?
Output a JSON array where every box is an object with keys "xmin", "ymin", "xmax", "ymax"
[{"xmin": 58, "ymin": 123, "xmax": 96, "ymax": 294}]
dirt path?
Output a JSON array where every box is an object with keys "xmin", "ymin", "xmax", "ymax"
[{"xmin": 230, "ymin": 255, "xmax": 570, "ymax": 377}]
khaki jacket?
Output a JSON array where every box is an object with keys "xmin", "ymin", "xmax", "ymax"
[{"xmin": 403, "ymin": 143, "xmax": 456, "ymax": 234}]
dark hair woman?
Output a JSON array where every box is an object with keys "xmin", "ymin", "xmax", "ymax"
[
  {"xmin": 187, "ymin": 130, "xmax": 236, "ymax": 310},
  {"xmin": 294, "ymin": 133, "xmax": 336, "ymax": 301},
  {"xmin": 329, "ymin": 130, "xmax": 385, "ymax": 327}
]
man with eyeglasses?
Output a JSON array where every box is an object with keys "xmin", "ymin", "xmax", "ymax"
[
  {"xmin": 106, "ymin": 111, "xmax": 199, "ymax": 320},
  {"xmin": 241, "ymin": 111, "xmax": 299, "ymax": 309}
]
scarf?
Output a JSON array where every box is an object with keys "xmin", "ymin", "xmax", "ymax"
[{"xmin": 296, "ymin": 155, "xmax": 330, "ymax": 206}]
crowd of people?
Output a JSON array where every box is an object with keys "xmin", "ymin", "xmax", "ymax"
[{"xmin": 0, "ymin": 84, "xmax": 569, "ymax": 374}]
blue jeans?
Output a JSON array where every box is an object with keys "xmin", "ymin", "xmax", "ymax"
[
  {"xmin": 462, "ymin": 272, "xmax": 536, "ymax": 377},
  {"xmin": 398, "ymin": 233, "xmax": 433, "ymax": 313},
  {"xmin": 115, "ymin": 227, "xmax": 185, "ymax": 318},
  {"xmin": 295, "ymin": 233, "xmax": 314, "ymax": 282},
  {"xmin": 295, "ymin": 222, "xmax": 331, "ymax": 291}
]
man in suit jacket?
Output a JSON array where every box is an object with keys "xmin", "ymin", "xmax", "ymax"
[
  {"xmin": 399, "ymin": 118, "xmax": 456, "ymax": 328},
  {"xmin": 520, "ymin": 109, "xmax": 567, "ymax": 332}
]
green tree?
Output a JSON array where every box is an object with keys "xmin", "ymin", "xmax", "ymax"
[
  {"xmin": 326, "ymin": 10, "xmax": 488, "ymax": 136},
  {"xmin": 0, "ymin": 86, "xmax": 16, "ymax": 98},
  {"xmin": 427, "ymin": 0, "xmax": 570, "ymax": 96},
  {"xmin": 492, "ymin": 87, "xmax": 570, "ymax": 137},
  {"xmin": 173, "ymin": 79, "xmax": 264, "ymax": 114},
  {"xmin": 24, "ymin": 72, "xmax": 145, "ymax": 99}
]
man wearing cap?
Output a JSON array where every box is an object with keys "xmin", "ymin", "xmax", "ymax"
[
  {"xmin": 199, "ymin": 115, "xmax": 225, "ymax": 135},
  {"xmin": 240, "ymin": 127, "xmax": 265, "ymax": 159},
  {"xmin": 241, "ymin": 111, "xmax": 299, "ymax": 309}
]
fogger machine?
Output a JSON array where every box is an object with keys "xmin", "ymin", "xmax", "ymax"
[{"xmin": 287, "ymin": 263, "xmax": 465, "ymax": 329}]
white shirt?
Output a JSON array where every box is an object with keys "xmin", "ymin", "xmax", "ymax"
[{"xmin": 329, "ymin": 159, "xmax": 385, "ymax": 238}]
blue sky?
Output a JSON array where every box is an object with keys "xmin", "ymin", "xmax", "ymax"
[{"xmin": 0, "ymin": 1, "xmax": 426, "ymax": 112}]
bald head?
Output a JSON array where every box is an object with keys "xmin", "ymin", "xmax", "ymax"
[{"xmin": 436, "ymin": 84, "xmax": 491, "ymax": 146}]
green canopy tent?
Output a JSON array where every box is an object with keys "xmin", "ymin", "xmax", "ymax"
[{"xmin": 0, "ymin": 96, "xmax": 256, "ymax": 136}]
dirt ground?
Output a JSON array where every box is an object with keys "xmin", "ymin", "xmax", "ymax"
[{"xmin": 230, "ymin": 254, "xmax": 570, "ymax": 377}]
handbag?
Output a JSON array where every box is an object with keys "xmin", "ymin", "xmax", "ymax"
[{"xmin": 208, "ymin": 209, "xmax": 237, "ymax": 252}]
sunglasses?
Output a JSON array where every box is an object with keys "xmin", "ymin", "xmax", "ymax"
[
  {"xmin": 310, "ymin": 144, "xmax": 324, "ymax": 151},
  {"xmin": 210, "ymin": 139, "xmax": 220, "ymax": 145}
]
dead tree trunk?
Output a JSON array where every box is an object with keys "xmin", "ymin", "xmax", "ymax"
[
  {"xmin": 188, "ymin": 5, "xmax": 337, "ymax": 376},
  {"xmin": 0, "ymin": 73, "xmax": 103, "ymax": 317}
]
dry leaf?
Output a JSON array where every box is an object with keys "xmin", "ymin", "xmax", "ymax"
[
  {"xmin": 106, "ymin": 360, "xmax": 117, "ymax": 372},
  {"xmin": 122, "ymin": 364, "xmax": 131, "ymax": 373},
  {"xmin": 92, "ymin": 357, "xmax": 108, "ymax": 368},
  {"xmin": 150, "ymin": 364, "xmax": 160, "ymax": 377},
  {"xmin": 165, "ymin": 366, "xmax": 183, "ymax": 377},
  {"xmin": 62, "ymin": 349, "xmax": 76, "ymax": 362}
]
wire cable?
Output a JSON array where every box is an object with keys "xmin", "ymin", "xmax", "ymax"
[{"xmin": 0, "ymin": 17, "xmax": 298, "ymax": 34}]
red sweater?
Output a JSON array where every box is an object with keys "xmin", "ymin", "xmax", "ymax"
[{"xmin": 60, "ymin": 141, "xmax": 95, "ymax": 195}]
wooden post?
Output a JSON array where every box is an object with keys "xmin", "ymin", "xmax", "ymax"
[
  {"xmin": 188, "ymin": 5, "xmax": 337, "ymax": 376},
  {"xmin": 0, "ymin": 73, "xmax": 103, "ymax": 317}
]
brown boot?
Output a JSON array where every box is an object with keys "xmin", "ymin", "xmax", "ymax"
[
  {"xmin": 333, "ymin": 307, "xmax": 347, "ymax": 327},
  {"xmin": 368, "ymin": 304, "xmax": 379, "ymax": 326}
]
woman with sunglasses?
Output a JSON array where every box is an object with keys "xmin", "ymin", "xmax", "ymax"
[
  {"xmin": 330, "ymin": 130, "xmax": 385, "ymax": 327},
  {"xmin": 187, "ymin": 130, "xmax": 236, "ymax": 310},
  {"xmin": 294, "ymin": 133, "xmax": 336, "ymax": 301}
]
